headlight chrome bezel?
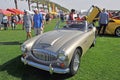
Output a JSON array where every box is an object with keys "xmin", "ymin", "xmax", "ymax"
[
  {"xmin": 58, "ymin": 51, "xmax": 66, "ymax": 61},
  {"xmin": 21, "ymin": 45, "xmax": 27, "ymax": 53}
]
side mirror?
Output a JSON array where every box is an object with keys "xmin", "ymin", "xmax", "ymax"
[
  {"xmin": 88, "ymin": 26, "xmax": 93, "ymax": 29},
  {"xmin": 88, "ymin": 23, "xmax": 93, "ymax": 30}
]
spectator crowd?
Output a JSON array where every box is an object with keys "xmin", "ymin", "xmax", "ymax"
[{"xmin": 1, "ymin": 7, "xmax": 120, "ymax": 39}]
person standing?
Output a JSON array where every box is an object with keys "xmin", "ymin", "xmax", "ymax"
[
  {"xmin": 66, "ymin": 9, "xmax": 76, "ymax": 24},
  {"xmin": 98, "ymin": 8, "xmax": 109, "ymax": 35},
  {"xmin": 2, "ymin": 15, "xmax": 8, "ymax": 30},
  {"xmin": 59, "ymin": 10, "xmax": 64, "ymax": 22},
  {"xmin": 45, "ymin": 13, "xmax": 50, "ymax": 24},
  {"xmin": 42, "ymin": 14, "xmax": 46, "ymax": 24},
  {"xmin": 75, "ymin": 14, "xmax": 81, "ymax": 21},
  {"xmin": 65, "ymin": 13, "xmax": 69, "ymax": 21},
  {"xmin": 69, "ymin": 9, "xmax": 76, "ymax": 21},
  {"xmin": 23, "ymin": 10, "xmax": 33, "ymax": 40},
  {"xmin": 11, "ymin": 14, "xmax": 17, "ymax": 30},
  {"xmin": 33, "ymin": 8, "xmax": 44, "ymax": 35}
]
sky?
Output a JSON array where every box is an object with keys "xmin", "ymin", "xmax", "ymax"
[
  {"xmin": 50, "ymin": 0, "xmax": 120, "ymax": 11},
  {"xmin": 0, "ymin": 0, "xmax": 120, "ymax": 11},
  {"xmin": 0, "ymin": 0, "xmax": 28, "ymax": 10}
]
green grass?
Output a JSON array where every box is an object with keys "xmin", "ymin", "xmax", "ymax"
[{"xmin": 0, "ymin": 19, "xmax": 120, "ymax": 80}]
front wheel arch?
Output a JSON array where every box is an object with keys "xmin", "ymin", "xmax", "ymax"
[
  {"xmin": 115, "ymin": 26, "xmax": 120, "ymax": 37},
  {"xmin": 69, "ymin": 48, "xmax": 82, "ymax": 76}
]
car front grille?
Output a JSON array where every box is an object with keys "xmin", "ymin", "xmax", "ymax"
[{"xmin": 32, "ymin": 49, "xmax": 57, "ymax": 61}]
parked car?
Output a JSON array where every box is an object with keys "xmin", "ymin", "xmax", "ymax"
[
  {"xmin": 21, "ymin": 21, "xmax": 96, "ymax": 76},
  {"xmin": 87, "ymin": 6, "xmax": 120, "ymax": 37}
]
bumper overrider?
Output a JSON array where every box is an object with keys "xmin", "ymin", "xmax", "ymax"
[{"xmin": 21, "ymin": 57, "xmax": 70, "ymax": 74}]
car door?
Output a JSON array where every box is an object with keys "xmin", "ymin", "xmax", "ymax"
[
  {"xmin": 80, "ymin": 23, "xmax": 95, "ymax": 54},
  {"xmin": 87, "ymin": 6, "xmax": 101, "ymax": 23},
  {"xmin": 86, "ymin": 24, "xmax": 95, "ymax": 47}
]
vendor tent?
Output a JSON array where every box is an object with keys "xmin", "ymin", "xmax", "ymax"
[
  {"xmin": 12, "ymin": 8, "xmax": 24, "ymax": 14},
  {"xmin": 7, "ymin": 8, "xmax": 17, "ymax": 14},
  {"xmin": 7, "ymin": 8, "xmax": 24, "ymax": 15},
  {"xmin": 0, "ymin": 9, "xmax": 14, "ymax": 16}
]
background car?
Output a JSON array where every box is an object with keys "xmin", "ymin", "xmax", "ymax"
[
  {"xmin": 87, "ymin": 6, "xmax": 120, "ymax": 37},
  {"xmin": 21, "ymin": 20, "xmax": 96, "ymax": 76}
]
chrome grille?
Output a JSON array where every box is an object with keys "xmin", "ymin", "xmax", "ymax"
[{"xmin": 32, "ymin": 49, "xmax": 57, "ymax": 61}]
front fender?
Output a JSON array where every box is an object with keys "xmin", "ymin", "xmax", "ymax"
[{"xmin": 58, "ymin": 35, "xmax": 85, "ymax": 67}]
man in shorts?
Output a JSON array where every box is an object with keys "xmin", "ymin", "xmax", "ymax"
[
  {"xmin": 33, "ymin": 8, "xmax": 44, "ymax": 35},
  {"xmin": 23, "ymin": 10, "xmax": 33, "ymax": 40}
]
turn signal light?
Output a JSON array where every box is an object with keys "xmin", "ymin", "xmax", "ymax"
[
  {"xmin": 60, "ymin": 63, "xmax": 65, "ymax": 68},
  {"xmin": 22, "ymin": 53, "xmax": 27, "ymax": 58}
]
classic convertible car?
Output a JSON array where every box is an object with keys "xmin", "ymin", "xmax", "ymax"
[{"xmin": 21, "ymin": 21, "xmax": 96, "ymax": 75}]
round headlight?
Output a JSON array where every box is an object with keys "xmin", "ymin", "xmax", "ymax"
[
  {"xmin": 21, "ymin": 45, "xmax": 27, "ymax": 52},
  {"xmin": 58, "ymin": 53, "xmax": 66, "ymax": 61}
]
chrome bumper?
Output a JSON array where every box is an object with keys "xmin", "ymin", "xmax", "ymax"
[{"xmin": 21, "ymin": 57, "xmax": 70, "ymax": 74}]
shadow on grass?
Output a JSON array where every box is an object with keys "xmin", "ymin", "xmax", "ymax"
[
  {"xmin": 97, "ymin": 34, "xmax": 120, "ymax": 38},
  {"xmin": 9, "ymin": 29, "xmax": 23, "ymax": 30},
  {"xmin": 0, "ymin": 41, "xmax": 22, "ymax": 45},
  {"xmin": 0, "ymin": 56, "xmax": 72, "ymax": 80}
]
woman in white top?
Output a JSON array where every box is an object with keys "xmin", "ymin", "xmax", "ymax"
[{"xmin": 2, "ymin": 15, "xmax": 8, "ymax": 30}]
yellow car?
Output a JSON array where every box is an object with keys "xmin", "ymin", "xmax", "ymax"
[{"xmin": 87, "ymin": 6, "xmax": 120, "ymax": 37}]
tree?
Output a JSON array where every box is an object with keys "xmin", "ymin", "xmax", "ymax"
[
  {"xmin": 28, "ymin": 0, "xmax": 31, "ymax": 10},
  {"xmin": 31, "ymin": 0, "xmax": 39, "ymax": 9},
  {"xmin": 14, "ymin": 0, "xmax": 18, "ymax": 9}
]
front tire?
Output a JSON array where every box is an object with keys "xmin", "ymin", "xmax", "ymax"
[
  {"xmin": 115, "ymin": 27, "xmax": 120, "ymax": 37},
  {"xmin": 69, "ymin": 48, "xmax": 81, "ymax": 76}
]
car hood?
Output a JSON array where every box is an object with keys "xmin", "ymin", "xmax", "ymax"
[
  {"xmin": 32, "ymin": 30, "xmax": 84, "ymax": 53},
  {"xmin": 112, "ymin": 19, "xmax": 120, "ymax": 24}
]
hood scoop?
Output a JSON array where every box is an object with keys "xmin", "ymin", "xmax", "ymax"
[
  {"xmin": 39, "ymin": 43, "xmax": 51, "ymax": 49},
  {"xmin": 50, "ymin": 36, "xmax": 62, "ymax": 45},
  {"xmin": 38, "ymin": 36, "xmax": 62, "ymax": 48}
]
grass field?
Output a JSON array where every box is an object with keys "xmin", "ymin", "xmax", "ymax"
[{"xmin": 0, "ymin": 19, "xmax": 120, "ymax": 80}]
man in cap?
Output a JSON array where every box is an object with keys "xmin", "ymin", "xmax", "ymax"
[{"xmin": 32, "ymin": 8, "xmax": 44, "ymax": 35}]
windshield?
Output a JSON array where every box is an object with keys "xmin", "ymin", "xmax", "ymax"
[{"xmin": 55, "ymin": 20, "xmax": 86, "ymax": 31}]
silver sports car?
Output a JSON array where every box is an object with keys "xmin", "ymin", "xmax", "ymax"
[{"xmin": 21, "ymin": 20, "xmax": 96, "ymax": 76}]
